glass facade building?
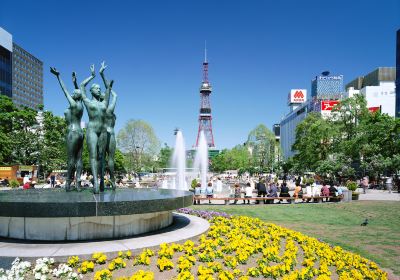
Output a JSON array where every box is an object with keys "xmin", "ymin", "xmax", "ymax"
[
  {"xmin": 0, "ymin": 27, "xmax": 43, "ymax": 109},
  {"xmin": 0, "ymin": 28, "xmax": 12, "ymax": 99},
  {"xmin": 0, "ymin": 45, "xmax": 12, "ymax": 98},
  {"xmin": 311, "ymin": 73, "xmax": 344, "ymax": 99}
]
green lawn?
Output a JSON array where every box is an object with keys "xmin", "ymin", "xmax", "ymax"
[{"xmin": 191, "ymin": 201, "xmax": 400, "ymax": 276}]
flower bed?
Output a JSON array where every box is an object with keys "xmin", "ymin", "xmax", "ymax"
[{"xmin": 0, "ymin": 209, "xmax": 388, "ymax": 279}]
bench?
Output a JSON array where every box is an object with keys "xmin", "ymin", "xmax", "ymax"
[{"xmin": 195, "ymin": 195, "xmax": 342, "ymax": 205}]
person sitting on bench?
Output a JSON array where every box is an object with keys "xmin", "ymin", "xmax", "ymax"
[
  {"xmin": 256, "ymin": 179, "xmax": 267, "ymax": 204},
  {"xmin": 329, "ymin": 183, "xmax": 338, "ymax": 202},
  {"xmin": 279, "ymin": 182, "xmax": 291, "ymax": 203},
  {"xmin": 320, "ymin": 183, "xmax": 330, "ymax": 202},
  {"xmin": 267, "ymin": 182, "xmax": 278, "ymax": 204},
  {"xmin": 244, "ymin": 182, "xmax": 253, "ymax": 204}
]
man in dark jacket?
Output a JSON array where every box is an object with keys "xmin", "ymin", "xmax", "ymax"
[
  {"xmin": 279, "ymin": 182, "xmax": 291, "ymax": 203},
  {"xmin": 257, "ymin": 179, "xmax": 267, "ymax": 204}
]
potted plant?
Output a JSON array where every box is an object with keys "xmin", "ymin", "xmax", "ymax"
[
  {"xmin": 346, "ymin": 181, "xmax": 359, "ymax": 200},
  {"xmin": 9, "ymin": 179, "xmax": 20, "ymax": 188}
]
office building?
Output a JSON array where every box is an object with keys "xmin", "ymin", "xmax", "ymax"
[
  {"xmin": 0, "ymin": 28, "xmax": 12, "ymax": 98},
  {"xmin": 311, "ymin": 71, "xmax": 344, "ymax": 99},
  {"xmin": 0, "ymin": 27, "xmax": 43, "ymax": 109},
  {"xmin": 346, "ymin": 67, "xmax": 396, "ymax": 117},
  {"xmin": 280, "ymin": 72, "xmax": 345, "ymax": 160}
]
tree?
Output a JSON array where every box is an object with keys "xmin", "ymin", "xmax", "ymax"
[
  {"xmin": 210, "ymin": 145, "xmax": 251, "ymax": 173},
  {"xmin": 156, "ymin": 143, "xmax": 173, "ymax": 170},
  {"xmin": 38, "ymin": 111, "xmax": 67, "ymax": 178},
  {"xmin": 246, "ymin": 124, "xmax": 276, "ymax": 172},
  {"xmin": 0, "ymin": 95, "xmax": 16, "ymax": 164},
  {"xmin": 9, "ymin": 106, "xmax": 40, "ymax": 165},
  {"xmin": 292, "ymin": 112, "xmax": 338, "ymax": 173},
  {"xmin": 117, "ymin": 119, "xmax": 160, "ymax": 172}
]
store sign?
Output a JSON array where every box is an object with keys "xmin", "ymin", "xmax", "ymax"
[
  {"xmin": 368, "ymin": 106, "xmax": 380, "ymax": 113},
  {"xmin": 321, "ymin": 100, "xmax": 339, "ymax": 111},
  {"xmin": 19, "ymin": 165, "xmax": 33, "ymax": 171},
  {"xmin": 288, "ymin": 89, "xmax": 307, "ymax": 104},
  {"xmin": 318, "ymin": 75, "xmax": 343, "ymax": 80},
  {"xmin": 0, "ymin": 167, "xmax": 12, "ymax": 171}
]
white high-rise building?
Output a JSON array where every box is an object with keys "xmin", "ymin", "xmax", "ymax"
[{"xmin": 346, "ymin": 67, "xmax": 396, "ymax": 117}]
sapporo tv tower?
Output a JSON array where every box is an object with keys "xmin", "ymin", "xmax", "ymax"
[{"xmin": 195, "ymin": 44, "xmax": 215, "ymax": 148}]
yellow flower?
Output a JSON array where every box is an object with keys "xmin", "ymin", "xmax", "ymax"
[
  {"xmin": 94, "ymin": 269, "xmax": 112, "ymax": 280},
  {"xmin": 67, "ymin": 255, "xmax": 79, "ymax": 267}
]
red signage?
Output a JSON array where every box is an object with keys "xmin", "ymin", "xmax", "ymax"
[
  {"xmin": 321, "ymin": 101, "xmax": 339, "ymax": 111},
  {"xmin": 289, "ymin": 89, "xmax": 307, "ymax": 104},
  {"xmin": 368, "ymin": 106, "xmax": 380, "ymax": 113},
  {"xmin": 294, "ymin": 90, "xmax": 304, "ymax": 99}
]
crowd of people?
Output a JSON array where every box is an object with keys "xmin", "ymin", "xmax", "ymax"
[{"xmin": 190, "ymin": 175, "xmax": 348, "ymax": 205}]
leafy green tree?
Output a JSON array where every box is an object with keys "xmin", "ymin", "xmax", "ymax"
[
  {"xmin": 9, "ymin": 106, "xmax": 40, "ymax": 165},
  {"xmin": 38, "ymin": 111, "xmax": 67, "ymax": 178},
  {"xmin": 117, "ymin": 119, "xmax": 160, "ymax": 172},
  {"xmin": 156, "ymin": 143, "xmax": 172, "ymax": 170},
  {"xmin": 0, "ymin": 95, "xmax": 16, "ymax": 164},
  {"xmin": 246, "ymin": 124, "xmax": 278, "ymax": 172},
  {"xmin": 290, "ymin": 94, "xmax": 400, "ymax": 181},
  {"xmin": 292, "ymin": 112, "xmax": 338, "ymax": 173},
  {"xmin": 210, "ymin": 145, "xmax": 251, "ymax": 173}
]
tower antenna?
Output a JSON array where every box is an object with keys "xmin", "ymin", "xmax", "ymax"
[{"xmin": 204, "ymin": 40, "xmax": 207, "ymax": 63}]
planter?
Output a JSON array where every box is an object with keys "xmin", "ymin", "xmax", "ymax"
[{"xmin": 352, "ymin": 192, "xmax": 359, "ymax": 201}]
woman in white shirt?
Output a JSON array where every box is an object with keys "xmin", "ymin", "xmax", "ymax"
[{"xmin": 244, "ymin": 182, "xmax": 253, "ymax": 204}]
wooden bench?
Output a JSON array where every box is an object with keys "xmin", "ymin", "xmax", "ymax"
[{"xmin": 195, "ymin": 195, "xmax": 342, "ymax": 205}]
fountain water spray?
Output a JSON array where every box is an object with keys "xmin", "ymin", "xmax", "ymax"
[
  {"xmin": 193, "ymin": 130, "xmax": 209, "ymax": 191},
  {"xmin": 171, "ymin": 130, "xmax": 187, "ymax": 190}
]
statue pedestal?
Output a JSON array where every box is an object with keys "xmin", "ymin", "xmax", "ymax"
[{"xmin": 0, "ymin": 188, "xmax": 193, "ymax": 241}]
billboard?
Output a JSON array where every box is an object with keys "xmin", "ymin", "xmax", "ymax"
[
  {"xmin": 321, "ymin": 100, "xmax": 339, "ymax": 111},
  {"xmin": 288, "ymin": 89, "xmax": 307, "ymax": 104}
]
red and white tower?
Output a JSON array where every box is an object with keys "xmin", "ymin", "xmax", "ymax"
[{"xmin": 195, "ymin": 46, "xmax": 215, "ymax": 148}]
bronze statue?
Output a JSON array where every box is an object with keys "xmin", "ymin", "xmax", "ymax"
[
  {"xmin": 50, "ymin": 66, "xmax": 95, "ymax": 191},
  {"xmin": 100, "ymin": 67, "xmax": 117, "ymax": 190},
  {"xmin": 80, "ymin": 63, "xmax": 113, "ymax": 193}
]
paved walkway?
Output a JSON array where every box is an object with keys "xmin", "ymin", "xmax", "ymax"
[{"xmin": 357, "ymin": 189, "xmax": 400, "ymax": 201}]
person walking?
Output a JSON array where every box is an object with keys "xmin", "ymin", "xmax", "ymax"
[
  {"xmin": 386, "ymin": 176, "xmax": 393, "ymax": 193},
  {"xmin": 361, "ymin": 177, "xmax": 369, "ymax": 194}
]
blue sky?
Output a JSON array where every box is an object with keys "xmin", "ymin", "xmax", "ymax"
[{"xmin": 1, "ymin": 0, "xmax": 399, "ymax": 149}]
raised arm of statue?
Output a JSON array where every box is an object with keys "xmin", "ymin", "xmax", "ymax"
[
  {"xmin": 104, "ymin": 80, "xmax": 114, "ymax": 106},
  {"xmin": 80, "ymin": 65, "xmax": 96, "ymax": 103},
  {"xmin": 50, "ymin": 67, "xmax": 74, "ymax": 105},
  {"xmin": 99, "ymin": 61, "xmax": 109, "ymax": 87},
  {"xmin": 107, "ymin": 90, "xmax": 118, "ymax": 113},
  {"xmin": 72, "ymin": 72, "xmax": 79, "ymax": 89},
  {"xmin": 80, "ymin": 65, "xmax": 95, "ymax": 88}
]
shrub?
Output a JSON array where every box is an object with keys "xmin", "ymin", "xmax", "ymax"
[
  {"xmin": 191, "ymin": 179, "xmax": 198, "ymax": 189},
  {"xmin": 9, "ymin": 179, "xmax": 20, "ymax": 188},
  {"xmin": 346, "ymin": 181, "xmax": 358, "ymax": 191}
]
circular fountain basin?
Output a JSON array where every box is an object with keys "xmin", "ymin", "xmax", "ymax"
[{"xmin": 0, "ymin": 188, "xmax": 193, "ymax": 241}]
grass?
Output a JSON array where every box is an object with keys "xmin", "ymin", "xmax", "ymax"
[{"xmin": 191, "ymin": 201, "xmax": 400, "ymax": 276}]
